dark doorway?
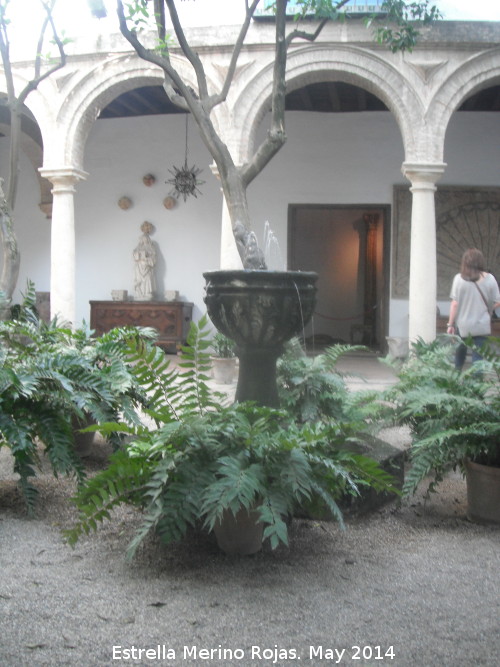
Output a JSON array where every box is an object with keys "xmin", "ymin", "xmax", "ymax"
[{"xmin": 288, "ymin": 204, "xmax": 390, "ymax": 352}]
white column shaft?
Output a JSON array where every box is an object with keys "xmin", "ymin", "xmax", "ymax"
[
  {"xmin": 403, "ymin": 163, "xmax": 446, "ymax": 344},
  {"xmin": 39, "ymin": 168, "xmax": 88, "ymax": 326}
]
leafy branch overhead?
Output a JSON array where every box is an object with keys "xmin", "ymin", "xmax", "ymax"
[{"xmin": 370, "ymin": 0, "xmax": 442, "ymax": 52}]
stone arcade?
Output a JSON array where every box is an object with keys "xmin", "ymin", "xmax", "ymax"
[{"xmin": 1, "ymin": 13, "xmax": 499, "ymax": 348}]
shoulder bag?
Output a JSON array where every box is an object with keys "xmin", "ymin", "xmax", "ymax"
[{"xmin": 474, "ymin": 281, "xmax": 492, "ymax": 319}]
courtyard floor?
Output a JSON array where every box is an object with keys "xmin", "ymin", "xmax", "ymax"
[{"xmin": 0, "ymin": 352, "xmax": 499, "ymax": 666}]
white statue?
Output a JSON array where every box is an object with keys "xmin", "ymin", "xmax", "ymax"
[{"xmin": 133, "ymin": 221, "xmax": 157, "ymax": 300}]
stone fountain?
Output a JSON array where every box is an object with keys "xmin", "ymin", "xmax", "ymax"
[{"xmin": 204, "ymin": 269, "xmax": 318, "ymax": 407}]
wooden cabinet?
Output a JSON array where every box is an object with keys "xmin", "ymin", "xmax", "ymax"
[{"xmin": 90, "ymin": 300, "xmax": 193, "ymax": 353}]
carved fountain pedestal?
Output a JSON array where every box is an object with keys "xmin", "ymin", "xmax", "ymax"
[{"xmin": 204, "ymin": 270, "xmax": 318, "ymax": 407}]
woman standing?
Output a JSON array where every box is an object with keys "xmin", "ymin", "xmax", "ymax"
[{"xmin": 447, "ymin": 248, "xmax": 500, "ymax": 369}]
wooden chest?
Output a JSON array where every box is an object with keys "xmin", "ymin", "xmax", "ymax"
[{"xmin": 89, "ymin": 300, "xmax": 193, "ymax": 353}]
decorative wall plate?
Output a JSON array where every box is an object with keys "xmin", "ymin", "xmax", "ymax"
[{"xmin": 118, "ymin": 196, "xmax": 132, "ymax": 210}]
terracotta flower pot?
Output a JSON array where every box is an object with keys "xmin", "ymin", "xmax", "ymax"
[
  {"xmin": 213, "ymin": 506, "xmax": 264, "ymax": 555},
  {"xmin": 72, "ymin": 415, "xmax": 95, "ymax": 458},
  {"xmin": 465, "ymin": 459, "xmax": 500, "ymax": 524},
  {"xmin": 210, "ymin": 356, "xmax": 238, "ymax": 384}
]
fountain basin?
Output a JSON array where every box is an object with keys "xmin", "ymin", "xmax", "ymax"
[
  {"xmin": 204, "ymin": 270, "xmax": 317, "ymax": 406},
  {"xmin": 203, "ymin": 270, "xmax": 317, "ymax": 346}
]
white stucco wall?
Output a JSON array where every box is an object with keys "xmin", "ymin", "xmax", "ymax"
[
  {"xmin": 73, "ymin": 114, "xmax": 221, "ymax": 323},
  {"xmin": 248, "ymin": 111, "xmax": 405, "ymax": 253},
  {"xmin": 1, "ymin": 107, "xmax": 499, "ymax": 335}
]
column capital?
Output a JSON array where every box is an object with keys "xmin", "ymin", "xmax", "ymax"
[
  {"xmin": 401, "ymin": 162, "xmax": 447, "ymax": 188},
  {"xmin": 39, "ymin": 167, "xmax": 88, "ymax": 191}
]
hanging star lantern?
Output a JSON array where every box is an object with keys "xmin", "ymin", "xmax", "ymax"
[
  {"xmin": 167, "ymin": 160, "xmax": 204, "ymax": 201},
  {"xmin": 167, "ymin": 115, "xmax": 204, "ymax": 201}
]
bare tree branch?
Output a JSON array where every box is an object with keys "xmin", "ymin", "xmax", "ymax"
[
  {"xmin": 241, "ymin": 0, "xmax": 289, "ymax": 186},
  {"xmin": 4, "ymin": 0, "xmax": 66, "ymax": 208},
  {"xmin": 241, "ymin": 0, "xmax": 349, "ymax": 186},
  {"xmin": 284, "ymin": 0, "xmax": 352, "ymax": 46},
  {"xmin": 115, "ymin": 0, "xmax": 441, "ymax": 268},
  {"xmin": 206, "ymin": 0, "xmax": 260, "ymax": 110},
  {"xmin": 0, "ymin": 0, "xmax": 70, "ymax": 304},
  {"xmin": 165, "ymin": 0, "xmax": 208, "ymax": 99},
  {"xmin": 116, "ymin": 0, "xmax": 192, "ymax": 110},
  {"xmin": 285, "ymin": 16, "xmax": 328, "ymax": 47},
  {"xmin": 153, "ymin": 0, "xmax": 166, "ymax": 44},
  {"xmin": 18, "ymin": 1, "xmax": 66, "ymax": 106},
  {"xmin": 0, "ymin": 1, "xmax": 15, "ymax": 101}
]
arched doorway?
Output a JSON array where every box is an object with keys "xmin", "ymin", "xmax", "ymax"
[
  {"xmin": 284, "ymin": 81, "xmax": 391, "ymax": 351},
  {"xmin": 289, "ymin": 203, "xmax": 389, "ymax": 351}
]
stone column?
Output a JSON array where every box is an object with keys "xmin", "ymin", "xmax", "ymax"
[
  {"xmin": 39, "ymin": 167, "xmax": 88, "ymax": 326},
  {"xmin": 402, "ymin": 162, "xmax": 446, "ymax": 344},
  {"xmin": 210, "ymin": 163, "xmax": 243, "ymax": 270}
]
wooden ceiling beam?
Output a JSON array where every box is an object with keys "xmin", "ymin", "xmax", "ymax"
[
  {"xmin": 298, "ymin": 87, "xmax": 314, "ymax": 111},
  {"xmin": 99, "ymin": 83, "xmax": 500, "ymax": 117},
  {"xmin": 326, "ymin": 82, "xmax": 342, "ymax": 112},
  {"xmin": 356, "ymin": 87, "xmax": 368, "ymax": 112}
]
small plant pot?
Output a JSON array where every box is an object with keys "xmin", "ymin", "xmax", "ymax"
[
  {"xmin": 465, "ymin": 459, "xmax": 500, "ymax": 524},
  {"xmin": 211, "ymin": 357, "xmax": 237, "ymax": 384},
  {"xmin": 213, "ymin": 506, "xmax": 264, "ymax": 555},
  {"xmin": 72, "ymin": 416, "xmax": 96, "ymax": 458}
]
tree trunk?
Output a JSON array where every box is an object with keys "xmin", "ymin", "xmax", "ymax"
[
  {"xmin": 0, "ymin": 181, "xmax": 20, "ymax": 318},
  {"xmin": 0, "ymin": 95, "xmax": 23, "ymax": 320},
  {"xmin": 217, "ymin": 164, "xmax": 266, "ymax": 270}
]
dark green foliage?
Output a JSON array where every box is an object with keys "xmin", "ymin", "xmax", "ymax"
[
  {"xmin": 277, "ymin": 340, "xmax": 380, "ymax": 426},
  {"xmin": 384, "ymin": 337, "xmax": 500, "ymax": 497},
  {"xmin": 66, "ymin": 402, "xmax": 396, "ymax": 559},
  {"xmin": 269, "ymin": 0, "xmax": 441, "ymax": 53},
  {"xmin": 0, "ymin": 281, "xmax": 156, "ymax": 512},
  {"xmin": 210, "ymin": 331, "xmax": 236, "ymax": 358},
  {"xmin": 0, "ymin": 335, "xmax": 85, "ymax": 511},
  {"xmin": 371, "ymin": 1, "xmax": 442, "ymax": 53},
  {"xmin": 176, "ymin": 315, "xmax": 225, "ymax": 415},
  {"xmin": 65, "ymin": 327, "xmax": 397, "ymax": 557}
]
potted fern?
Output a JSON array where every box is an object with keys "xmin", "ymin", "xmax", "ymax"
[
  {"xmin": 0, "ymin": 281, "xmax": 154, "ymax": 510},
  {"xmin": 210, "ymin": 331, "xmax": 237, "ymax": 385},
  {"xmin": 385, "ymin": 337, "xmax": 500, "ymax": 523},
  {"xmin": 65, "ymin": 317, "xmax": 397, "ymax": 557}
]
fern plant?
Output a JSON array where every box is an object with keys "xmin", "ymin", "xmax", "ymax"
[
  {"xmin": 0, "ymin": 281, "xmax": 156, "ymax": 511},
  {"xmin": 210, "ymin": 332, "xmax": 236, "ymax": 358},
  {"xmin": 383, "ymin": 337, "xmax": 500, "ymax": 496},
  {"xmin": 65, "ymin": 322, "xmax": 397, "ymax": 557},
  {"xmin": 277, "ymin": 339, "xmax": 380, "ymax": 426}
]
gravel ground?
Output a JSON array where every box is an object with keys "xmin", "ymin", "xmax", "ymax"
[{"xmin": 1, "ymin": 436, "xmax": 499, "ymax": 667}]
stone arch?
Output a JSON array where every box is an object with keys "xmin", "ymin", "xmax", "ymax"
[
  {"xmin": 0, "ymin": 85, "xmax": 53, "ymax": 214},
  {"xmin": 46, "ymin": 52, "xmax": 214, "ymax": 172},
  {"xmin": 425, "ymin": 48, "xmax": 500, "ymax": 161},
  {"xmin": 232, "ymin": 44, "xmax": 422, "ymax": 165}
]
